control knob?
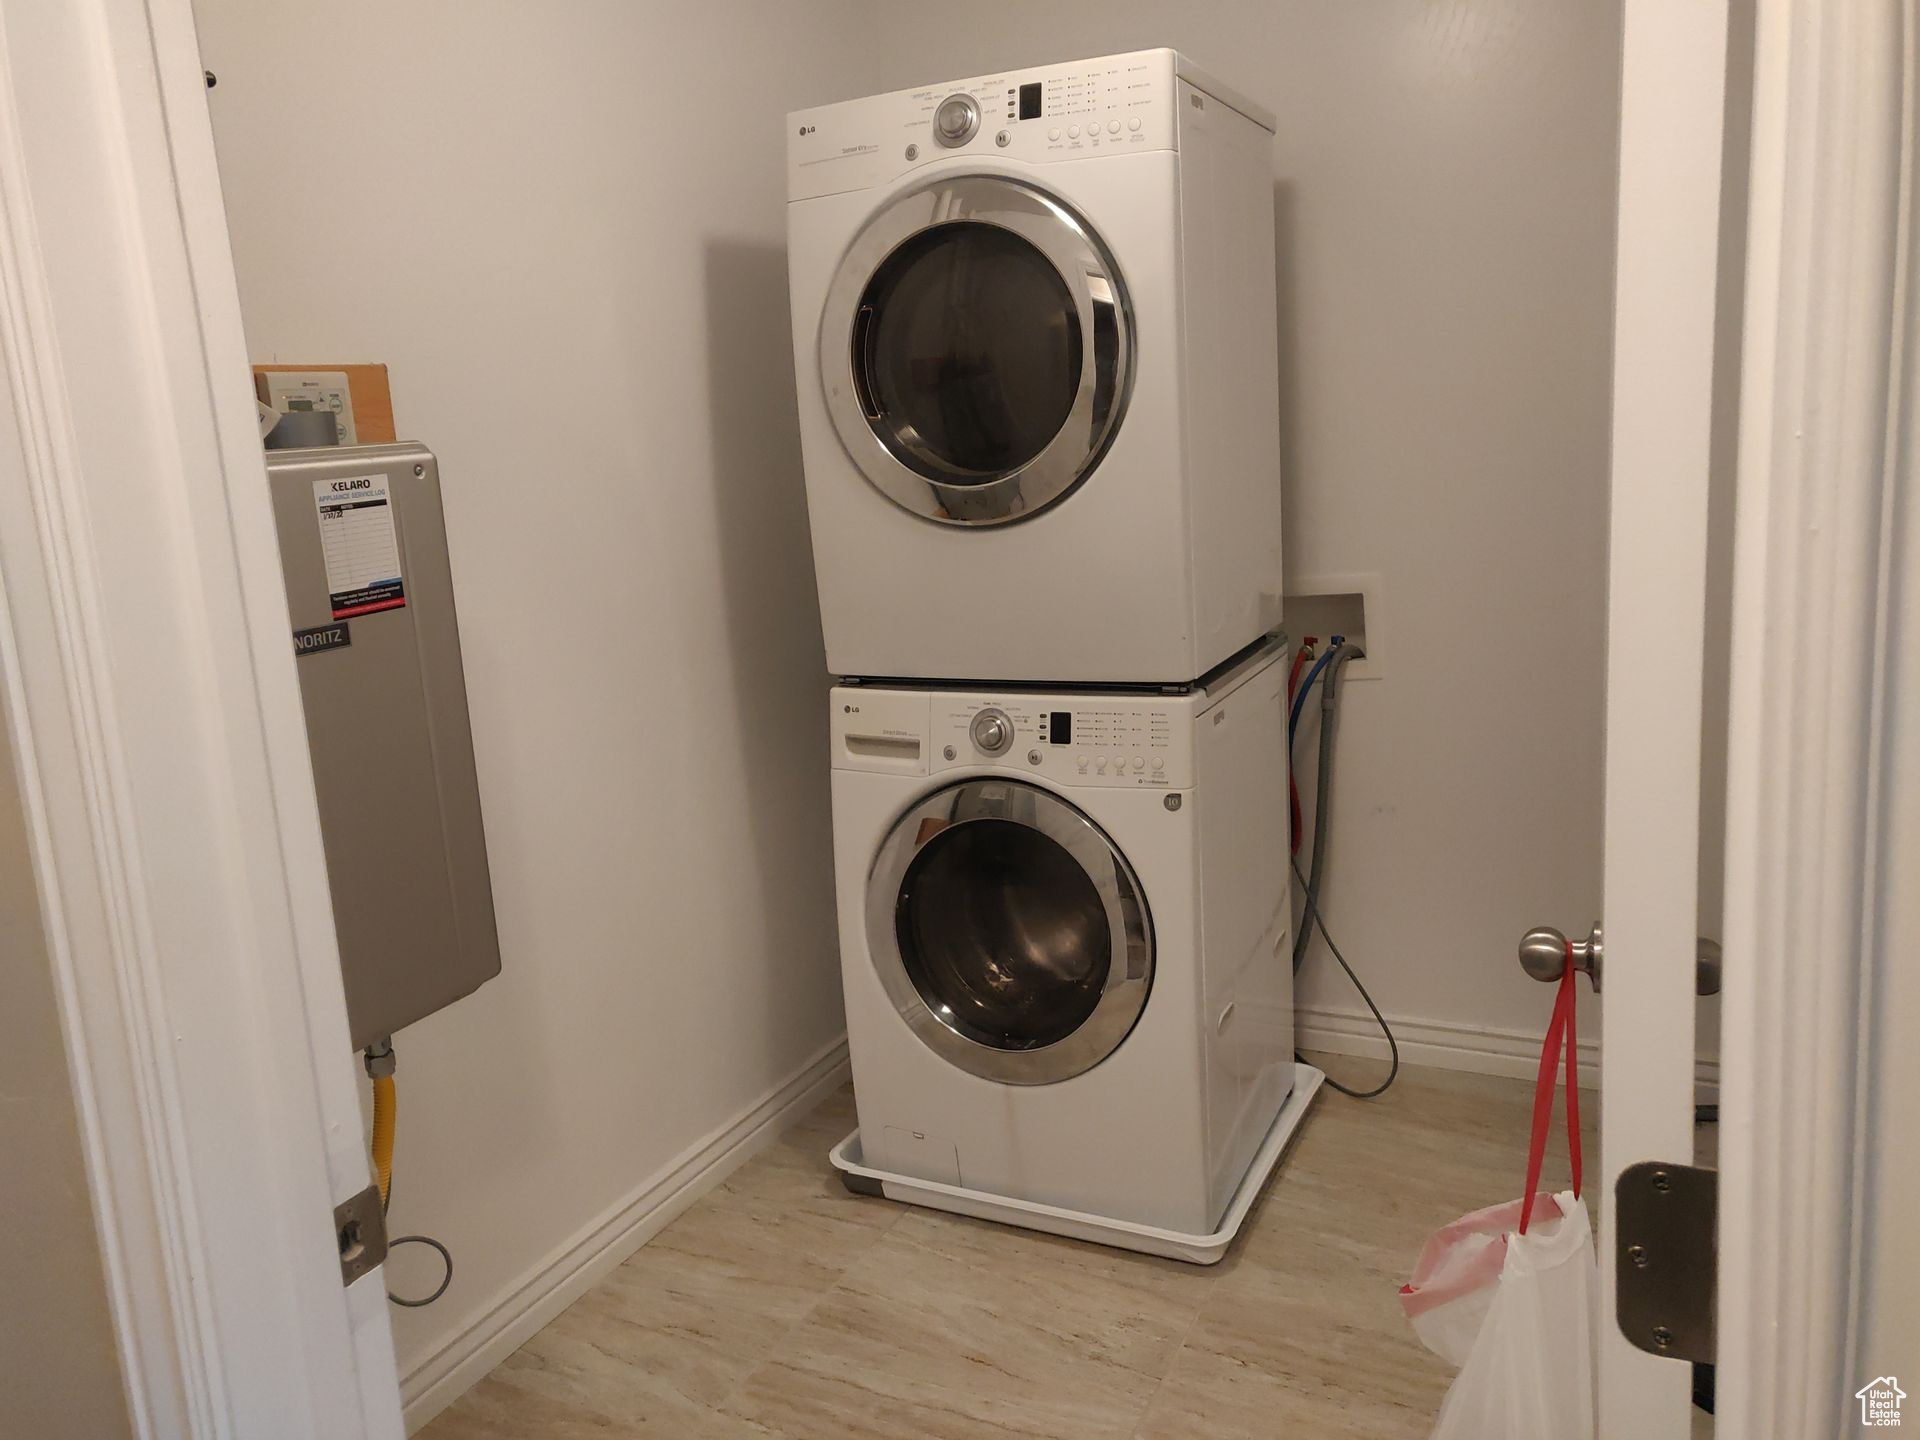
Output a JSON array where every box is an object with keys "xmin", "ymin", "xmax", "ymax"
[
  {"xmin": 934, "ymin": 93, "xmax": 981, "ymax": 147},
  {"xmin": 969, "ymin": 707, "xmax": 1014, "ymax": 756}
]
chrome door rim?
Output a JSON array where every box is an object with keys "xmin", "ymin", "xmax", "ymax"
[
  {"xmin": 819, "ymin": 174, "xmax": 1133, "ymax": 527},
  {"xmin": 865, "ymin": 779, "xmax": 1153, "ymax": 1085}
]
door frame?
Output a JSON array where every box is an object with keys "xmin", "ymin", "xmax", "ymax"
[
  {"xmin": 0, "ymin": 0, "xmax": 401, "ymax": 1434},
  {"xmin": 1715, "ymin": 1, "xmax": 1919, "ymax": 1432}
]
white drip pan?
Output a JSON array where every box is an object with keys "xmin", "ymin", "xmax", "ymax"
[{"xmin": 828, "ymin": 1062, "xmax": 1324, "ymax": 1265}]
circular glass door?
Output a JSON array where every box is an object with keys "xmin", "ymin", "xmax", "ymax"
[
  {"xmin": 821, "ymin": 176, "xmax": 1133, "ymax": 528},
  {"xmin": 865, "ymin": 780, "xmax": 1153, "ymax": 1085},
  {"xmin": 857, "ymin": 223, "xmax": 1082, "ymax": 484}
]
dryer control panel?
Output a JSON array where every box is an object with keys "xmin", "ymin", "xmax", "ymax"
[{"xmin": 788, "ymin": 47, "xmax": 1269, "ymax": 203}]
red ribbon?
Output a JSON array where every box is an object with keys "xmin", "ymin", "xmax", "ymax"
[{"xmin": 1518, "ymin": 939, "xmax": 1583, "ymax": 1235}]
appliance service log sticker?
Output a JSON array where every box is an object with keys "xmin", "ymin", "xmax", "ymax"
[{"xmin": 312, "ymin": 474, "xmax": 406, "ymax": 618}]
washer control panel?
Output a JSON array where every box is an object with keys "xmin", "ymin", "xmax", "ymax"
[
  {"xmin": 935, "ymin": 695, "xmax": 1190, "ymax": 789},
  {"xmin": 830, "ymin": 643, "xmax": 1293, "ymax": 787}
]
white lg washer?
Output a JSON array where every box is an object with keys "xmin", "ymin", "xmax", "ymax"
[
  {"xmin": 787, "ymin": 50, "xmax": 1284, "ymax": 685},
  {"xmin": 826, "ymin": 637, "xmax": 1310, "ymax": 1250}
]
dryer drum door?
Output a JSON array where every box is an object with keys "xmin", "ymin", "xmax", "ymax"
[
  {"xmin": 866, "ymin": 779, "xmax": 1153, "ymax": 1085},
  {"xmin": 821, "ymin": 175, "xmax": 1134, "ymax": 527}
]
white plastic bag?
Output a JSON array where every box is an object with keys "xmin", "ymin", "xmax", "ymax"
[
  {"xmin": 1424, "ymin": 1188, "xmax": 1596, "ymax": 1438},
  {"xmin": 1400, "ymin": 1191, "xmax": 1558, "ymax": 1367},
  {"xmin": 1399, "ymin": 958, "xmax": 1596, "ymax": 1438}
]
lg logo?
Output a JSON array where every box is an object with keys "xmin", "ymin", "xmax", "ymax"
[{"xmin": 797, "ymin": 124, "xmax": 816, "ymax": 136}]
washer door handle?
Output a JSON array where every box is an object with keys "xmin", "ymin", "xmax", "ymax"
[{"xmin": 850, "ymin": 305, "xmax": 881, "ymax": 421}]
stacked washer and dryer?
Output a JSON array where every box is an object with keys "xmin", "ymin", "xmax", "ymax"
[{"xmin": 786, "ymin": 48, "xmax": 1322, "ymax": 1262}]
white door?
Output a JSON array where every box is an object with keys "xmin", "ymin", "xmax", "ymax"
[
  {"xmin": 1595, "ymin": 0, "xmax": 1733, "ymax": 1432},
  {"xmin": 0, "ymin": 0, "xmax": 402, "ymax": 1433}
]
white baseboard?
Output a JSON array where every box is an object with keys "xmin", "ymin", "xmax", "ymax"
[
  {"xmin": 1296, "ymin": 1005, "xmax": 1720, "ymax": 1099},
  {"xmin": 399, "ymin": 1035, "xmax": 852, "ymax": 1434}
]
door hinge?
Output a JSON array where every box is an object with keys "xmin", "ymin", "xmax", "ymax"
[
  {"xmin": 334, "ymin": 1183, "xmax": 388, "ymax": 1288},
  {"xmin": 1615, "ymin": 1160, "xmax": 1716, "ymax": 1363}
]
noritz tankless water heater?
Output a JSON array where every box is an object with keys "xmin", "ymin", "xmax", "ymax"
[{"xmin": 267, "ymin": 442, "xmax": 500, "ymax": 1050}]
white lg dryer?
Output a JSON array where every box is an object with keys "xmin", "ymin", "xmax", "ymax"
[
  {"xmin": 787, "ymin": 49, "xmax": 1284, "ymax": 685},
  {"xmin": 825, "ymin": 637, "xmax": 1304, "ymax": 1247}
]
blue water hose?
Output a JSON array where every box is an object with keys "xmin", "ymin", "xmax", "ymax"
[{"xmin": 1288, "ymin": 636, "xmax": 1346, "ymax": 742}]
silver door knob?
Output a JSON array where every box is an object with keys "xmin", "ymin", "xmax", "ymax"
[
  {"xmin": 1519, "ymin": 922, "xmax": 1604, "ymax": 989},
  {"xmin": 1517, "ymin": 923, "xmax": 1722, "ymax": 996},
  {"xmin": 1694, "ymin": 937, "xmax": 1722, "ymax": 997}
]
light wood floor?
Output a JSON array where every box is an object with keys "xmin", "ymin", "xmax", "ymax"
[{"xmin": 420, "ymin": 1056, "xmax": 1603, "ymax": 1439}]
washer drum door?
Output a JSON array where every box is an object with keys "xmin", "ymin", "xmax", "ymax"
[
  {"xmin": 866, "ymin": 779, "xmax": 1153, "ymax": 1085},
  {"xmin": 820, "ymin": 175, "xmax": 1134, "ymax": 527}
]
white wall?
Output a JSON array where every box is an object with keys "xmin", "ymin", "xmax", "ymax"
[
  {"xmin": 196, "ymin": 0, "xmax": 871, "ymax": 1406},
  {"xmin": 864, "ymin": 5, "xmax": 1623, "ymax": 1055},
  {"xmin": 0, "ymin": 700, "xmax": 132, "ymax": 1439}
]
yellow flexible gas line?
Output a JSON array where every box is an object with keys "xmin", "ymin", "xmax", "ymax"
[{"xmin": 370, "ymin": 1073, "xmax": 396, "ymax": 1210}]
